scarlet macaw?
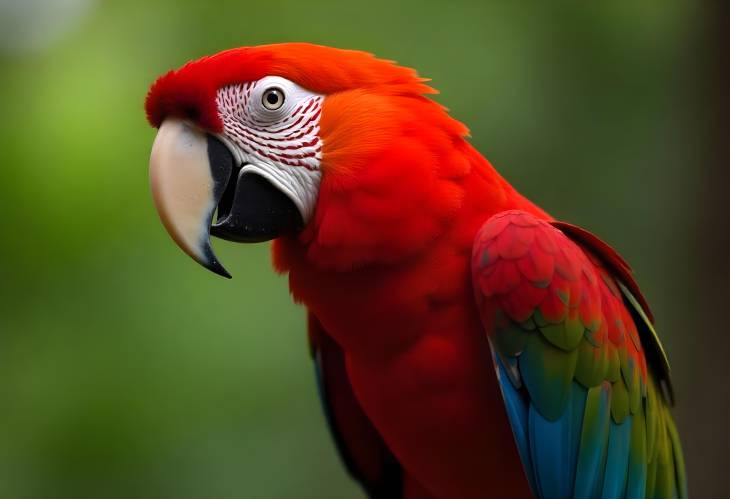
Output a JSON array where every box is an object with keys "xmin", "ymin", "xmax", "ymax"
[{"xmin": 145, "ymin": 43, "xmax": 687, "ymax": 499}]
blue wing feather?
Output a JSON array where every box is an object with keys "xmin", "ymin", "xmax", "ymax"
[
  {"xmin": 493, "ymin": 360, "xmax": 641, "ymax": 499},
  {"xmin": 601, "ymin": 416, "xmax": 632, "ymax": 499},
  {"xmin": 496, "ymin": 356, "xmax": 537, "ymax": 494},
  {"xmin": 567, "ymin": 383, "xmax": 588, "ymax": 490},
  {"xmin": 573, "ymin": 383, "xmax": 612, "ymax": 499},
  {"xmin": 529, "ymin": 403, "xmax": 572, "ymax": 498},
  {"xmin": 525, "ymin": 382, "xmax": 588, "ymax": 498}
]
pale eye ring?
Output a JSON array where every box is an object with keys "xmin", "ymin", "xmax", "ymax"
[{"xmin": 262, "ymin": 87, "xmax": 285, "ymax": 110}]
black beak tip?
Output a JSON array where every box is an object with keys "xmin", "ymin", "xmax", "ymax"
[
  {"xmin": 200, "ymin": 243, "xmax": 232, "ymax": 279},
  {"xmin": 205, "ymin": 259, "xmax": 232, "ymax": 279}
]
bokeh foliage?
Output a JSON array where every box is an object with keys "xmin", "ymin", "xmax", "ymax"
[{"xmin": 0, "ymin": 1, "xmax": 705, "ymax": 498}]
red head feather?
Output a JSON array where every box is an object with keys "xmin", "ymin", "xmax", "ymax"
[{"xmin": 145, "ymin": 43, "xmax": 435, "ymax": 132}]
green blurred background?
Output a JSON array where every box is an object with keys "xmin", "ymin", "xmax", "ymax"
[{"xmin": 0, "ymin": 0, "xmax": 725, "ymax": 498}]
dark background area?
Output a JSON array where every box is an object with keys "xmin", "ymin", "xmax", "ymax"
[{"xmin": 0, "ymin": 1, "xmax": 725, "ymax": 497}]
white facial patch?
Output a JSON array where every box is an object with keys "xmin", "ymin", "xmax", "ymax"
[{"xmin": 215, "ymin": 76, "xmax": 324, "ymax": 223}]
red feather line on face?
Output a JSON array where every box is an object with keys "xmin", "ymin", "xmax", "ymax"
[
  {"xmin": 144, "ymin": 43, "xmax": 435, "ymax": 133},
  {"xmin": 216, "ymin": 82, "xmax": 323, "ymax": 171}
]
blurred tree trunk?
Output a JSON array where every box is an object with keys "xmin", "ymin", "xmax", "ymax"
[{"xmin": 692, "ymin": 1, "xmax": 730, "ymax": 496}]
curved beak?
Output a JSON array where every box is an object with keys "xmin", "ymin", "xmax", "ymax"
[
  {"xmin": 149, "ymin": 119, "xmax": 232, "ymax": 278},
  {"xmin": 149, "ymin": 118, "xmax": 303, "ymax": 278}
]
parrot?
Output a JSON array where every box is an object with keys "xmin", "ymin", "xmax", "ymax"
[{"xmin": 144, "ymin": 43, "xmax": 687, "ymax": 499}]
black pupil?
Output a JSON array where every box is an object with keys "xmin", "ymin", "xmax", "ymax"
[{"xmin": 266, "ymin": 91, "xmax": 280, "ymax": 105}]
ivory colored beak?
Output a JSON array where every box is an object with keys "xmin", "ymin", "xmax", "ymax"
[{"xmin": 149, "ymin": 118, "xmax": 232, "ymax": 278}]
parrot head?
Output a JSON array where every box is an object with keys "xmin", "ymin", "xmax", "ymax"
[{"xmin": 146, "ymin": 43, "xmax": 469, "ymax": 277}]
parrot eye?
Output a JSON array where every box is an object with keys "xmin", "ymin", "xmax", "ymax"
[{"xmin": 262, "ymin": 87, "xmax": 285, "ymax": 110}]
